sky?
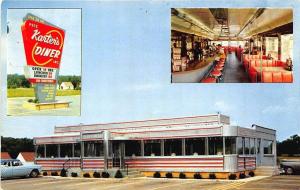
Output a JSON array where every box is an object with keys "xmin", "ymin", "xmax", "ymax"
[
  {"xmin": 6, "ymin": 8, "xmax": 81, "ymax": 75},
  {"xmin": 1, "ymin": 0, "xmax": 300, "ymax": 141}
]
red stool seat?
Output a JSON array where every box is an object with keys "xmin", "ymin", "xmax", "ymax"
[
  {"xmin": 214, "ymin": 67, "xmax": 223, "ymax": 71},
  {"xmin": 201, "ymin": 77, "xmax": 217, "ymax": 83},
  {"xmin": 216, "ymin": 64, "xmax": 224, "ymax": 67},
  {"xmin": 211, "ymin": 70, "xmax": 222, "ymax": 77}
]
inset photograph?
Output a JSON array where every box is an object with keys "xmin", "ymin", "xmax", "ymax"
[
  {"xmin": 171, "ymin": 8, "xmax": 293, "ymax": 83},
  {"xmin": 7, "ymin": 9, "xmax": 82, "ymax": 116}
]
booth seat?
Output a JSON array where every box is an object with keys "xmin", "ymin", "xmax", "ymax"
[{"xmin": 261, "ymin": 71, "xmax": 293, "ymax": 83}]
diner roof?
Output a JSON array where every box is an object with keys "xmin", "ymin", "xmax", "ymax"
[{"xmin": 171, "ymin": 8, "xmax": 293, "ymax": 40}]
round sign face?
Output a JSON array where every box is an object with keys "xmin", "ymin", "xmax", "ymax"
[{"xmin": 21, "ymin": 19, "xmax": 65, "ymax": 69}]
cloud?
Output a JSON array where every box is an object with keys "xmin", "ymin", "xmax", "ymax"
[
  {"xmin": 214, "ymin": 100, "xmax": 232, "ymax": 113},
  {"xmin": 262, "ymin": 96, "xmax": 300, "ymax": 114},
  {"xmin": 128, "ymin": 83, "xmax": 163, "ymax": 91}
]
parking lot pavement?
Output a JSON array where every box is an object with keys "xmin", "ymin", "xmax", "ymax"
[
  {"xmin": 235, "ymin": 175, "xmax": 300, "ymax": 190},
  {"xmin": 1, "ymin": 175, "xmax": 300, "ymax": 190}
]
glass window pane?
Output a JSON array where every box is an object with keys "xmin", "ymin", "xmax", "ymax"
[
  {"xmin": 37, "ymin": 145, "xmax": 45, "ymax": 158},
  {"xmin": 208, "ymin": 137, "xmax": 223, "ymax": 155},
  {"xmin": 164, "ymin": 139, "xmax": 182, "ymax": 156},
  {"xmin": 237, "ymin": 137, "xmax": 243, "ymax": 155},
  {"xmin": 60, "ymin": 144, "xmax": 73, "ymax": 157},
  {"xmin": 46, "ymin": 144, "xmax": 58, "ymax": 158},
  {"xmin": 263, "ymin": 140, "xmax": 273, "ymax": 154},
  {"xmin": 144, "ymin": 140, "xmax": 161, "ymax": 156},
  {"xmin": 125, "ymin": 140, "xmax": 141, "ymax": 157},
  {"xmin": 244, "ymin": 138, "xmax": 250, "ymax": 154},
  {"xmin": 250, "ymin": 138, "xmax": 255, "ymax": 154},
  {"xmin": 84, "ymin": 141, "xmax": 104, "ymax": 157},
  {"xmin": 74, "ymin": 143, "xmax": 81, "ymax": 157},
  {"xmin": 185, "ymin": 138, "xmax": 205, "ymax": 155},
  {"xmin": 225, "ymin": 137, "xmax": 236, "ymax": 154}
]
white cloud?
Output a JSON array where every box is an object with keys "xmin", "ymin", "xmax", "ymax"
[
  {"xmin": 214, "ymin": 100, "xmax": 232, "ymax": 113},
  {"xmin": 129, "ymin": 83, "xmax": 163, "ymax": 91},
  {"xmin": 262, "ymin": 95, "xmax": 300, "ymax": 114}
]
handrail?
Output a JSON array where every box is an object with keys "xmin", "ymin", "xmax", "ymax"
[{"xmin": 62, "ymin": 158, "xmax": 71, "ymax": 170}]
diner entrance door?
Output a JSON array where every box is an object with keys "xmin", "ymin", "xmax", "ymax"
[{"xmin": 112, "ymin": 141, "xmax": 125, "ymax": 169}]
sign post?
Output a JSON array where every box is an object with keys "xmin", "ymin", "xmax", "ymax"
[{"xmin": 21, "ymin": 14, "xmax": 70, "ymax": 109}]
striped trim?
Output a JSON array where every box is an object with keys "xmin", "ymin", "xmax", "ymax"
[{"xmin": 125, "ymin": 157, "xmax": 224, "ymax": 169}]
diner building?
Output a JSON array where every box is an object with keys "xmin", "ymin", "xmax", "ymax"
[{"xmin": 33, "ymin": 114, "xmax": 277, "ymax": 176}]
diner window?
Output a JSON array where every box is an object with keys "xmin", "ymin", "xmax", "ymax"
[
  {"xmin": 225, "ymin": 137, "xmax": 236, "ymax": 154},
  {"xmin": 37, "ymin": 145, "xmax": 45, "ymax": 158},
  {"xmin": 185, "ymin": 138, "xmax": 205, "ymax": 155},
  {"xmin": 265, "ymin": 37, "xmax": 278, "ymax": 59},
  {"xmin": 74, "ymin": 143, "xmax": 81, "ymax": 157},
  {"xmin": 46, "ymin": 144, "xmax": 58, "ymax": 158},
  {"xmin": 244, "ymin": 138, "xmax": 250, "ymax": 154},
  {"xmin": 257, "ymin": 139, "xmax": 261, "ymax": 154},
  {"xmin": 144, "ymin": 140, "xmax": 161, "ymax": 156},
  {"xmin": 281, "ymin": 34, "xmax": 293, "ymax": 61},
  {"xmin": 208, "ymin": 137, "xmax": 223, "ymax": 155},
  {"xmin": 263, "ymin": 140, "xmax": 273, "ymax": 155},
  {"xmin": 164, "ymin": 139, "xmax": 182, "ymax": 156},
  {"xmin": 60, "ymin": 144, "xmax": 73, "ymax": 157},
  {"xmin": 84, "ymin": 141, "xmax": 104, "ymax": 157},
  {"xmin": 125, "ymin": 140, "xmax": 141, "ymax": 157},
  {"xmin": 237, "ymin": 137, "xmax": 243, "ymax": 155},
  {"xmin": 250, "ymin": 138, "xmax": 255, "ymax": 155}
]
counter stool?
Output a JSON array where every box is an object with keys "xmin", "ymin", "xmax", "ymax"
[{"xmin": 201, "ymin": 77, "xmax": 217, "ymax": 83}]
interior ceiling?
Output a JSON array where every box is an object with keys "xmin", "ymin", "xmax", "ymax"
[{"xmin": 172, "ymin": 8, "xmax": 293, "ymax": 40}]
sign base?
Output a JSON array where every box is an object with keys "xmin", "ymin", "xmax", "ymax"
[{"xmin": 23, "ymin": 101, "xmax": 70, "ymax": 110}]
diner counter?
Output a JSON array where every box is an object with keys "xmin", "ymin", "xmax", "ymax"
[{"xmin": 172, "ymin": 56, "xmax": 218, "ymax": 83}]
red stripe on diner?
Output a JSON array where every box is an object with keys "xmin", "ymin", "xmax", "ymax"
[
  {"xmin": 126, "ymin": 162, "xmax": 223, "ymax": 165},
  {"xmin": 55, "ymin": 115, "xmax": 220, "ymax": 129},
  {"xmin": 125, "ymin": 158, "xmax": 223, "ymax": 161},
  {"xmin": 126, "ymin": 161, "xmax": 223, "ymax": 164},
  {"xmin": 54, "ymin": 121, "xmax": 221, "ymax": 134},
  {"xmin": 35, "ymin": 136, "xmax": 79, "ymax": 139},
  {"xmin": 112, "ymin": 126, "xmax": 222, "ymax": 135},
  {"xmin": 129, "ymin": 133, "xmax": 222, "ymax": 140},
  {"xmin": 128, "ymin": 165, "xmax": 223, "ymax": 168}
]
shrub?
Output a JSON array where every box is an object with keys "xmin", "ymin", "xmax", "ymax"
[
  {"xmin": 33, "ymin": 99, "xmax": 39, "ymax": 103},
  {"xmin": 239, "ymin": 173, "xmax": 246, "ymax": 179},
  {"xmin": 93, "ymin": 171, "xmax": 101, "ymax": 178},
  {"xmin": 179, "ymin": 172, "xmax": 186, "ymax": 179},
  {"xmin": 114, "ymin": 170, "xmax": 123, "ymax": 178},
  {"xmin": 209, "ymin": 173, "xmax": 216, "ymax": 179},
  {"xmin": 249, "ymin": 171, "xmax": 255, "ymax": 177},
  {"xmin": 42, "ymin": 171, "xmax": 48, "ymax": 176},
  {"xmin": 153, "ymin": 171, "xmax": 161, "ymax": 178},
  {"xmin": 228, "ymin": 173, "xmax": 237, "ymax": 180},
  {"xmin": 60, "ymin": 169, "xmax": 67, "ymax": 177},
  {"xmin": 83, "ymin": 173, "xmax": 90, "ymax": 178},
  {"xmin": 102, "ymin": 171, "xmax": 110, "ymax": 178},
  {"xmin": 165, "ymin": 172, "xmax": 173, "ymax": 178},
  {"xmin": 28, "ymin": 99, "xmax": 33, "ymax": 103},
  {"xmin": 71, "ymin": 172, "xmax": 78, "ymax": 177},
  {"xmin": 194, "ymin": 173, "xmax": 202, "ymax": 179},
  {"xmin": 51, "ymin": 171, "xmax": 58, "ymax": 176}
]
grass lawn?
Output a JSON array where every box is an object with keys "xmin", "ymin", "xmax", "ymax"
[{"xmin": 7, "ymin": 88, "xmax": 81, "ymax": 98}]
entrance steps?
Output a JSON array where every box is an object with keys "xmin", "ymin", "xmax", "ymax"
[{"xmin": 255, "ymin": 166, "xmax": 279, "ymax": 176}]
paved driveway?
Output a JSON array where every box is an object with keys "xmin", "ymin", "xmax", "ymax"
[{"xmin": 1, "ymin": 175, "xmax": 300, "ymax": 190}]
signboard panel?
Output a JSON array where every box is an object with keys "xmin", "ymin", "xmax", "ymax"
[
  {"xmin": 34, "ymin": 83, "xmax": 57, "ymax": 103},
  {"xmin": 24, "ymin": 66, "xmax": 57, "ymax": 83},
  {"xmin": 21, "ymin": 14, "xmax": 65, "ymax": 103},
  {"xmin": 21, "ymin": 19, "xmax": 65, "ymax": 69}
]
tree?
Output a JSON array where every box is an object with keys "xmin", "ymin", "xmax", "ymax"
[
  {"xmin": 277, "ymin": 134, "xmax": 300, "ymax": 156},
  {"xmin": 1, "ymin": 136, "xmax": 34, "ymax": 158}
]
